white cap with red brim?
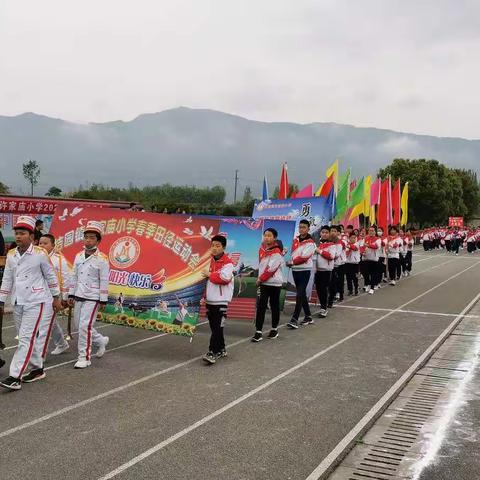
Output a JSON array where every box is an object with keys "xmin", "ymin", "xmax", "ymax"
[
  {"xmin": 13, "ymin": 216, "xmax": 36, "ymax": 233},
  {"xmin": 84, "ymin": 220, "xmax": 105, "ymax": 237}
]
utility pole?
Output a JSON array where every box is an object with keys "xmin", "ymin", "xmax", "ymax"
[{"xmin": 234, "ymin": 169, "xmax": 239, "ymax": 203}]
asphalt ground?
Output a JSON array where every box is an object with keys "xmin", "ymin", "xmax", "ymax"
[{"xmin": 0, "ymin": 248, "xmax": 479, "ymax": 480}]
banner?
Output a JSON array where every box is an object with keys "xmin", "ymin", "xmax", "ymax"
[
  {"xmin": 50, "ymin": 207, "xmax": 221, "ymax": 338},
  {"xmin": 252, "ymin": 195, "xmax": 334, "ymax": 233},
  {"xmin": 0, "ymin": 213, "xmax": 54, "ymax": 244},
  {"xmin": 449, "ymin": 217, "xmax": 464, "ymax": 227}
]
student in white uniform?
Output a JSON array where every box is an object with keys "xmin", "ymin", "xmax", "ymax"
[
  {"xmin": 38, "ymin": 233, "xmax": 72, "ymax": 356},
  {"xmin": 0, "ymin": 216, "xmax": 62, "ymax": 390},
  {"xmin": 68, "ymin": 221, "xmax": 110, "ymax": 369}
]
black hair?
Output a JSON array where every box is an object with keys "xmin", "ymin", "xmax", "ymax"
[
  {"xmin": 320, "ymin": 225, "xmax": 331, "ymax": 232},
  {"xmin": 40, "ymin": 233, "xmax": 55, "ymax": 244},
  {"xmin": 299, "ymin": 219, "xmax": 310, "ymax": 227},
  {"xmin": 263, "ymin": 228, "xmax": 278, "ymax": 238},
  {"xmin": 346, "ymin": 224, "xmax": 354, "ymax": 230},
  {"xmin": 330, "ymin": 225, "xmax": 340, "ymax": 232},
  {"xmin": 35, "ymin": 219, "xmax": 44, "ymax": 227},
  {"xmin": 390, "ymin": 225, "xmax": 398, "ymax": 233},
  {"xmin": 352, "ymin": 229, "xmax": 360, "ymax": 236},
  {"xmin": 211, "ymin": 235, "xmax": 227, "ymax": 248}
]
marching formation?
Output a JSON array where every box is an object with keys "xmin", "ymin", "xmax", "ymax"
[{"xmin": 0, "ymin": 214, "xmax": 469, "ymax": 388}]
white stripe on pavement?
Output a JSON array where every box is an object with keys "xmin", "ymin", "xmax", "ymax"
[
  {"xmin": 304, "ymin": 289, "xmax": 480, "ymax": 480},
  {"xmin": 96, "ymin": 260, "xmax": 480, "ymax": 480}
]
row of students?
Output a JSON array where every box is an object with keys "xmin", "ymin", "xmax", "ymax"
[
  {"xmin": 421, "ymin": 227, "xmax": 480, "ymax": 254},
  {"xmin": 0, "ymin": 216, "xmax": 110, "ymax": 390}
]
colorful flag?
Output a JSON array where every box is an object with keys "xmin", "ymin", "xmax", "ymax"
[
  {"xmin": 364, "ymin": 176, "xmax": 372, "ymax": 217},
  {"xmin": 296, "ymin": 184, "xmax": 313, "ymax": 198},
  {"xmin": 370, "ymin": 177, "xmax": 381, "ymax": 206},
  {"xmin": 370, "ymin": 204, "xmax": 376, "ymax": 226},
  {"xmin": 349, "ymin": 177, "xmax": 365, "ymax": 209},
  {"xmin": 392, "ymin": 179, "xmax": 401, "ymax": 225},
  {"xmin": 377, "ymin": 178, "xmax": 392, "ymax": 233},
  {"xmin": 401, "ymin": 182, "xmax": 409, "ymax": 226},
  {"xmin": 316, "ymin": 174, "xmax": 335, "ymax": 197},
  {"xmin": 262, "ymin": 175, "xmax": 269, "ymax": 201},
  {"xmin": 335, "ymin": 169, "xmax": 350, "ymax": 218},
  {"xmin": 326, "ymin": 159, "xmax": 339, "ymax": 193},
  {"xmin": 278, "ymin": 163, "xmax": 289, "ymax": 200}
]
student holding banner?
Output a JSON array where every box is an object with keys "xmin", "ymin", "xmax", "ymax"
[
  {"xmin": 201, "ymin": 235, "xmax": 234, "ymax": 364},
  {"xmin": 252, "ymin": 228, "xmax": 284, "ymax": 342},
  {"xmin": 286, "ymin": 220, "xmax": 316, "ymax": 329}
]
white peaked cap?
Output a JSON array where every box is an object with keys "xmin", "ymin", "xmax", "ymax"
[{"xmin": 14, "ymin": 215, "xmax": 36, "ymax": 233}]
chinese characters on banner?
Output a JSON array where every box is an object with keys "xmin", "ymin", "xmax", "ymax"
[{"xmin": 50, "ymin": 207, "xmax": 221, "ymax": 338}]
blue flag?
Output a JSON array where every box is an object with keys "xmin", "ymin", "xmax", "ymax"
[{"xmin": 262, "ymin": 175, "xmax": 269, "ymax": 201}]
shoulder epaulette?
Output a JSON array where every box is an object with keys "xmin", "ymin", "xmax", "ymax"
[{"xmin": 7, "ymin": 248, "xmax": 16, "ymax": 256}]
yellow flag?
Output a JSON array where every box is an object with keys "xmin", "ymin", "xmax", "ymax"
[
  {"xmin": 364, "ymin": 175, "xmax": 372, "ymax": 217},
  {"xmin": 370, "ymin": 204, "xmax": 376, "ymax": 226},
  {"xmin": 401, "ymin": 182, "xmax": 409, "ymax": 226},
  {"xmin": 326, "ymin": 159, "xmax": 339, "ymax": 193}
]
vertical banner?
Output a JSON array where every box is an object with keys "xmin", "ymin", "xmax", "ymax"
[{"xmin": 50, "ymin": 207, "xmax": 221, "ymax": 337}]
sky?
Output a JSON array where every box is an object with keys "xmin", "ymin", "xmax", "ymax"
[{"xmin": 1, "ymin": 0, "xmax": 479, "ymax": 138}]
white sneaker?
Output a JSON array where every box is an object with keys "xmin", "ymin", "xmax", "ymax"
[
  {"xmin": 364, "ymin": 286, "xmax": 370, "ymax": 292},
  {"xmin": 390, "ymin": 280, "xmax": 396, "ymax": 286},
  {"xmin": 374, "ymin": 285, "xmax": 380, "ymax": 290},
  {"xmin": 319, "ymin": 309, "xmax": 327, "ymax": 318},
  {"xmin": 74, "ymin": 359, "xmax": 91, "ymax": 369},
  {"xmin": 96, "ymin": 337, "xmax": 109, "ymax": 358},
  {"xmin": 369, "ymin": 289, "xmax": 374, "ymax": 295},
  {"xmin": 51, "ymin": 343, "xmax": 70, "ymax": 355}
]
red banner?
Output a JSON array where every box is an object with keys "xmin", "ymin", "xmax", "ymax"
[
  {"xmin": 449, "ymin": 217, "xmax": 464, "ymax": 227},
  {"xmin": 49, "ymin": 207, "xmax": 221, "ymax": 337}
]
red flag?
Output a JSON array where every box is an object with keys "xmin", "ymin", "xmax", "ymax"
[
  {"xmin": 317, "ymin": 174, "xmax": 334, "ymax": 197},
  {"xmin": 296, "ymin": 184, "xmax": 313, "ymax": 198},
  {"xmin": 378, "ymin": 178, "xmax": 392, "ymax": 232},
  {"xmin": 278, "ymin": 163, "xmax": 289, "ymax": 199},
  {"xmin": 392, "ymin": 179, "xmax": 401, "ymax": 225}
]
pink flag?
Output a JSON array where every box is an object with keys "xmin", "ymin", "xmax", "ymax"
[
  {"xmin": 296, "ymin": 184, "xmax": 314, "ymax": 198},
  {"xmin": 370, "ymin": 178, "xmax": 381, "ymax": 206}
]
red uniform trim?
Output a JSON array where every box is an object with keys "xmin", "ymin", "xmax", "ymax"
[
  {"xmin": 42, "ymin": 312, "xmax": 57, "ymax": 359},
  {"xmin": 19, "ymin": 303, "xmax": 44, "ymax": 378}
]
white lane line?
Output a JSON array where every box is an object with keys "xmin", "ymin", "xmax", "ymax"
[
  {"xmin": 305, "ymin": 289, "xmax": 480, "ymax": 480},
  {"xmin": 96, "ymin": 261, "xmax": 480, "ymax": 480},
  {"xmin": 333, "ymin": 304, "xmax": 480, "ymax": 319},
  {"xmin": 308, "ymin": 257, "xmax": 456, "ymax": 315},
  {"xmin": 0, "ymin": 324, "xmax": 267, "ymax": 439},
  {"xmin": 43, "ymin": 321, "xmax": 209, "ymax": 371}
]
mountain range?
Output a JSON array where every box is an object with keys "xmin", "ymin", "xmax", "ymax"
[{"xmin": 1, "ymin": 107, "xmax": 479, "ymax": 200}]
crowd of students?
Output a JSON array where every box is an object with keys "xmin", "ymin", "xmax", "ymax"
[
  {"xmin": 421, "ymin": 226, "xmax": 480, "ymax": 255},
  {"xmin": 1, "ymin": 214, "xmax": 472, "ymax": 385}
]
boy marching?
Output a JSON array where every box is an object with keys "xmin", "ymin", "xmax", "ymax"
[
  {"xmin": 0, "ymin": 216, "xmax": 62, "ymax": 390},
  {"xmin": 68, "ymin": 221, "xmax": 110, "ymax": 369}
]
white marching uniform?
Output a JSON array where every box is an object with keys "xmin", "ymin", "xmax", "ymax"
[
  {"xmin": 0, "ymin": 244, "xmax": 60, "ymax": 379},
  {"xmin": 68, "ymin": 249, "xmax": 109, "ymax": 362},
  {"xmin": 37, "ymin": 252, "xmax": 73, "ymax": 358}
]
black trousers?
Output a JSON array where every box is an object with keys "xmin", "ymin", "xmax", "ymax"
[
  {"xmin": 467, "ymin": 242, "xmax": 476, "ymax": 253},
  {"xmin": 423, "ymin": 240, "xmax": 431, "ymax": 251},
  {"xmin": 329, "ymin": 265, "xmax": 345, "ymax": 303},
  {"xmin": 206, "ymin": 303, "xmax": 227, "ymax": 354},
  {"xmin": 255, "ymin": 285, "xmax": 281, "ymax": 331},
  {"xmin": 292, "ymin": 270, "xmax": 312, "ymax": 320},
  {"xmin": 315, "ymin": 270, "xmax": 332, "ymax": 310},
  {"xmin": 377, "ymin": 257, "xmax": 386, "ymax": 285},
  {"xmin": 404, "ymin": 251, "xmax": 412, "ymax": 272},
  {"xmin": 452, "ymin": 239, "xmax": 460, "ymax": 254},
  {"xmin": 359, "ymin": 260, "xmax": 368, "ymax": 283},
  {"xmin": 397, "ymin": 254, "xmax": 404, "ymax": 278},
  {"xmin": 345, "ymin": 263, "xmax": 359, "ymax": 294},
  {"xmin": 364, "ymin": 260, "xmax": 378, "ymax": 288},
  {"xmin": 388, "ymin": 257, "xmax": 400, "ymax": 281}
]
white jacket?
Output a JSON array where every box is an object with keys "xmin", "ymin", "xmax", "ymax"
[
  {"xmin": 258, "ymin": 245, "xmax": 284, "ymax": 287},
  {"xmin": 205, "ymin": 254, "xmax": 235, "ymax": 305},
  {"xmin": 69, "ymin": 249, "xmax": 110, "ymax": 303},
  {"xmin": 387, "ymin": 236, "xmax": 403, "ymax": 259},
  {"xmin": 290, "ymin": 236, "xmax": 316, "ymax": 271},
  {"xmin": 316, "ymin": 241, "xmax": 336, "ymax": 271},
  {"xmin": 346, "ymin": 242, "xmax": 361, "ymax": 264},
  {"xmin": 363, "ymin": 237, "xmax": 382, "ymax": 262},
  {"xmin": 49, "ymin": 252, "xmax": 73, "ymax": 301},
  {"xmin": 0, "ymin": 243, "xmax": 60, "ymax": 306},
  {"xmin": 334, "ymin": 240, "xmax": 347, "ymax": 267}
]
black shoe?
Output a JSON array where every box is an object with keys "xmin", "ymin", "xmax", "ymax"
[
  {"xmin": 251, "ymin": 331, "xmax": 263, "ymax": 342},
  {"xmin": 300, "ymin": 317, "xmax": 314, "ymax": 326},
  {"xmin": 0, "ymin": 358, "xmax": 5, "ymax": 370},
  {"xmin": 328, "ymin": 303, "xmax": 335, "ymax": 309},
  {"xmin": 267, "ymin": 329, "xmax": 279, "ymax": 339},
  {"xmin": 348, "ymin": 291, "xmax": 353, "ymax": 296},
  {"xmin": 287, "ymin": 319, "xmax": 299, "ymax": 329},
  {"xmin": 22, "ymin": 368, "xmax": 46, "ymax": 383},
  {"xmin": 0, "ymin": 376, "xmax": 22, "ymax": 391},
  {"xmin": 202, "ymin": 351, "xmax": 218, "ymax": 364},
  {"xmin": 354, "ymin": 290, "xmax": 359, "ymax": 296}
]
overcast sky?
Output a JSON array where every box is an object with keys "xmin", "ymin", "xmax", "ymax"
[{"xmin": 1, "ymin": 0, "xmax": 479, "ymax": 138}]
